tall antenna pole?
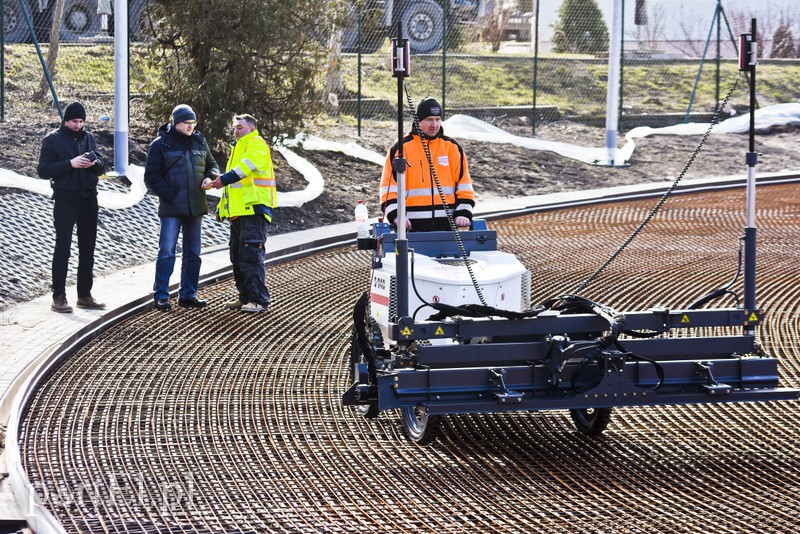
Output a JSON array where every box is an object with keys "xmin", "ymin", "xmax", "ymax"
[
  {"xmin": 391, "ymin": 22, "xmax": 411, "ymax": 322},
  {"xmin": 739, "ymin": 19, "xmax": 758, "ymax": 333}
]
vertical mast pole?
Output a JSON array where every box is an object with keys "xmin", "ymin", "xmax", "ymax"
[
  {"xmin": 391, "ymin": 23, "xmax": 410, "ymax": 322},
  {"xmin": 740, "ymin": 19, "xmax": 758, "ymax": 333}
]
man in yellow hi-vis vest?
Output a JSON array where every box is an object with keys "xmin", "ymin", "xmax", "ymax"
[{"xmin": 205, "ymin": 114, "xmax": 276, "ymax": 312}]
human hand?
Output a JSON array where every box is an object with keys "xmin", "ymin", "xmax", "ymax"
[
  {"xmin": 201, "ymin": 178, "xmax": 213, "ymax": 190},
  {"xmin": 70, "ymin": 155, "xmax": 94, "ymax": 169},
  {"xmin": 455, "ymin": 216, "xmax": 470, "ymax": 228}
]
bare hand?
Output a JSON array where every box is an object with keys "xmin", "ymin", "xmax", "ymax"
[
  {"xmin": 70, "ymin": 155, "xmax": 94, "ymax": 169},
  {"xmin": 201, "ymin": 178, "xmax": 213, "ymax": 190},
  {"xmin": 455, "ymin": 216, "xmax": 470, "ymax": 228}
]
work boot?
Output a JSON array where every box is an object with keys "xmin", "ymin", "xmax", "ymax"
[
  {"xmin": 51, "ymin": 295, "xmax": 73, "ymax": 313},
  {"xmin": 77, "ymin": 295, "xmax": 106, "ymax": 310},
  {"xmin": 224, "ymin": 298, "xmax": 244, "ymax": 310},
  {"xmin": 241, "ymin": 302, "xmax": 269, "ymax": 313},
  {"xmin": 178, "ymin": 296, "xmax": 208, "ymax": 308}
]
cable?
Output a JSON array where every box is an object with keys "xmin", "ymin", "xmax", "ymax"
[
  {"xmin": 571, "ymin": 72, "xmax": 742, "ymax": 295},
  {"xmin": 687, "ymin": 234, "xmax": 744, "ymax": 309}
]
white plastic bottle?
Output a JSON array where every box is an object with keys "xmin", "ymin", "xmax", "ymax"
[{"xmin": 354, "ymin": 200, "xmax": 369, "ymax": 238}]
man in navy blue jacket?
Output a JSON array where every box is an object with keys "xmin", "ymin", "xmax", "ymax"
[
  {"xmin": 38, "ymin": 101, "xmax": 107, "ymax": 313},
  {"xmin": 144, "ymin": 104, "xmax": 219, "ymax": 310}
]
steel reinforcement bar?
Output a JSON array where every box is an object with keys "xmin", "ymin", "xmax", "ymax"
[{"xmin": 6, "ymin": 175, "xmax": 800, "ymax": 532}]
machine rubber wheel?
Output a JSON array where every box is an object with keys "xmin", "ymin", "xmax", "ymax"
[
  {"xmin": 349, "ymin": 293, "xmax": 380, "ymax": 419},
  {"xmin": 349, "ymin": 328, "xmax": 380, "ymax": 419},
  {"xmin": 570, "ymin": 407, "xmax": 612, "ymax": 436},
  {"xmin": 401, "ymin": 405, "xmax": 441, "ymax": 444}
]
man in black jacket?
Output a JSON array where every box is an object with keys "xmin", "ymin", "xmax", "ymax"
[
  {"xmin": 37, "ymin": 101, "xmax": 107, "ymax": 313},
  {"xmin": 144, "ymin": 104, "xmax": 219, "ymax": 310}
]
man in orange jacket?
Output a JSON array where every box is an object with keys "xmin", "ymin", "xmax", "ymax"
[{"xmin": 380, "ymin": 97, "xmax": 475, "ymax": 232}]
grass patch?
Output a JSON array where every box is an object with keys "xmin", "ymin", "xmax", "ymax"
[{"xmin": 3, "ymin": 43, "xmax": 799, "ymax": 123}]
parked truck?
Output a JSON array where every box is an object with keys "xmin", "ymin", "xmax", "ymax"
[
  {"xmin": 2, "ymin": 0, "xmax": 154, "ymax": 43},
  {"xmin": 343, "ymin": 0, "xmax": 486, "ymax": 54}
]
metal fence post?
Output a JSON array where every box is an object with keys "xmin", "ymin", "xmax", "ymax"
[
  {"xmin": 1, "ymin": 0, "xmax": 5, "ymax": 121},
  {"xmin": 532, "ymin": 0, "xmax": 540, "ymax": 136},
  {"xmin": 357, "ymin": 4, "xmax": 363, "ymax": 137}
]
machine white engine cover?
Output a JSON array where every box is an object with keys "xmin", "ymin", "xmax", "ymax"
[{"xmin": 370, "ymin": 249, "xmax": 530, "ymax": 341}]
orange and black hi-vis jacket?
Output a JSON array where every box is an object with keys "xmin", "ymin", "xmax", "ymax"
[{"xmin": 380, "ymin": 127, "xmax": 475, "ymax": 232}]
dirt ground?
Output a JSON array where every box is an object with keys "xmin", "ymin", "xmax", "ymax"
[{"xmin": 2, "ymin": 108, "xmax": 799, "ymax": 235}]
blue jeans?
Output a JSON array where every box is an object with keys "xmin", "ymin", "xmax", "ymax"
[
  {"xmin": 153, "ymin": 216, "xmax": 203, "ymax": 301},
  {"xmin": 230, "ymin": 215, "xmax": 270, "ymax": 305}
]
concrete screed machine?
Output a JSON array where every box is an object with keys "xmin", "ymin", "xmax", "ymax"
[{"xmin": 341, "ymin": 21, "xmax": 800, "ymax": 444}]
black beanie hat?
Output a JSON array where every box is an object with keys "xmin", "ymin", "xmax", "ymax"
[
  {"xmin": 416, "ymin": 97, "xmax": 442, "ymax": 121},
  {"xmin": 172, "ymin": 104, "xmax": 197, "ymax": 124},
  {"xmin": 63, "ymin": 101, "xmax": 86, "ymax": 122}
]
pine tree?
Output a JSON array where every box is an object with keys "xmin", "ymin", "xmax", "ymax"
[
  {"xmin": 144, "ymin": 0, "xmax": 348, "ymax": 146},
  {"xmin": 552, "ymin": 0, "xmax": 609, "ymax": 55}
]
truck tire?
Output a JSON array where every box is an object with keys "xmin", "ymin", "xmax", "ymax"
[
  {"xmin": 342, "ymin": 26, "xmax": 385, "ymax": 54},
  {"xmin": 400, "ymin": 0, "xmax": 444, "ymax": 54},
  {"xmin": 342, "ymin": 1, "xmax": 386, "ymax": 54},
  {"xmin": 60, "ymin": 0, "xmax": 101, "ymax": 41},
  {"xmin": 3, "ymin": 0, "xmax": 52, "ymax": 43},
  {"xmin": 2, "ymin": 0, "xmax": 30, "ymax": 43},
  {"xmin": 129, "ymin": 0, "xmax": 158, "ymax": 41}
]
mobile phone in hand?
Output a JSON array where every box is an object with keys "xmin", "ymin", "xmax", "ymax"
[{"xmin": 85, "ymin": 151, "xmax": 98, "ymax": 162}]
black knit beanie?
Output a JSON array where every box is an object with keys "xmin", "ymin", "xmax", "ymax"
[
  {"xmin": 171, "ymin": 104, "xmax": 197, "ymax": 124},
  {"xmin": 416, "ymin": 97, "xmax": 442, "ymax": 121},
  {"xmin": 63, "ymin": 101, "xmax": 86, "ymax": 122}
]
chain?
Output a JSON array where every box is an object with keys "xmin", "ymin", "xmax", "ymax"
[
  {"xmin": 571, "ymin": 72, "xmax": 742, "ymax": 295},
  {"xmin": 402, "ymin": 83, "xmax": 488, "ymax": 307}
]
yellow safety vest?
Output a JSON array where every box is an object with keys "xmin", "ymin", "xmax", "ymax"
[{"xmin": 218, "ymin": 130, "xmax": 277, "ymax": 220}]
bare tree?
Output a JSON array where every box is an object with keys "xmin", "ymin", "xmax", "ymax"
[
  {"xmin": 34, "ymin": 0, "xmax": 65, "ymax": 102},
  {"xmin": 771, "ymin": 21, "xmax": 796, "ymax": 58}
]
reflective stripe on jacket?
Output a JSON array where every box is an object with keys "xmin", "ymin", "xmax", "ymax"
[
  {"xmin": 380, "ymin": 128, "xmax": 474, "ymax": 230},
  {"xmin": 218, "ymin": 130, "xmax": 277, "ymax": 221}
]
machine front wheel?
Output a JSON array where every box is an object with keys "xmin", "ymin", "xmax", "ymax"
[
  {"xmin": 570, "ymin": 407, "xmax": 612, "ymax": 436},
  {"xmin": 401, "ymin": 405, "xmax": 441, "ymax": 444}
]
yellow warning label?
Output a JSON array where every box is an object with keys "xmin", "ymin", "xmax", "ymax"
[
  {"xmin": 401, "ymin": 326, "xmax": 413, "ymax": 337},
  {"xmin": 435, "ymin": 326, "xmax": 445, "ymax": 336},
  {"xmin": 681, "ymin": 314, "xmax": 691, "ymax": 324},
  {"xmin": 749, "ymin": 312, "xmax": 759, "ymax": 322}
]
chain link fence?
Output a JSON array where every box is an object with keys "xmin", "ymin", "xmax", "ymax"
[
  {"xmin": 2, "ymin": 0, "xmax": 800, "ymax": 133},
  {"xmin": 2, "ymin": 0, "xmax": 154, "ymax": 44},
  {"xmin": 342, "ymin": 0, "xmax": 800, "ymax": 132}
]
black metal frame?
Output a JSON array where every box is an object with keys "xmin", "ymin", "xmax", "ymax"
[{"xmin": 342, "ymin": 225, "xmax": 799, "ymax": 416}]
